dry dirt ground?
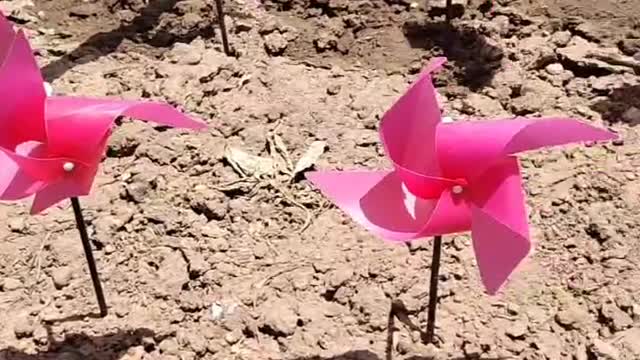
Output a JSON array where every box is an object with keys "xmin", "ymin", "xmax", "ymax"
[{"xmin": 1, "ymin": 0, "xmax": 640, "ymax": 359}]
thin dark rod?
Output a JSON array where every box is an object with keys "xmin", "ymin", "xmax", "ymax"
[
  {"xmin": 71, "ymin": 197, "xmax": 108, "ymax": 317},
  {"xmin": 215, "ymin": 0, "xmax": 231, "ymax": 55},
  {"xmin": 425, "ymin": 235, "xmax": 443, "ymax": 344},
  {"xmin": 445, "ymin": 0, "xmax": 453, "ymax": 22}
]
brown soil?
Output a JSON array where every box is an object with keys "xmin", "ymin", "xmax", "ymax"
[{"xmin": 1, "ymin": 0, "xmax": 640, "ymax": 359}]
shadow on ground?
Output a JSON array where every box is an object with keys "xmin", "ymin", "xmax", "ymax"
[
  {"xmin": 41, "ymin": 0, "xmax": 217, "ymax": 81},
  {"xmin": 402, "ymin": 20, "xmax": 503, "ymax": 90},
  {"xmin": 290, "ymin": 301, "xmax": 505, "ymax": 360},
  {"xmin": 0, "ymin": 327, "xmax": 164, "ymax": 360},
  {"xmin": 591, "ymin": 84, "xmax": 640, "ymax": 126}
]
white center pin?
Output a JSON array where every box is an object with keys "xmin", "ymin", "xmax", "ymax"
[
  {"xmin": 452, "ymin": 185, "xmax": 463, "ymax": 194},
  {"xmin": 63, "ymin": 162, "xmax": 75, "ymax": 172}
]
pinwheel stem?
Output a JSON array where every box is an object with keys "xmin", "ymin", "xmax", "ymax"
[
  {"xmin": 445, "ymin": 0, "xmax": 453, "ymax": 22},
  {"xmin": 425, "ymin": 235, "xmax": 442, "ymax": 344},
  {"xmin": 71, "ymin": 197, "xmax": 108, "ymax": 317},
  {"xmin": 215, "ymin": 0, "xmax": 232, "ymax": 56}
]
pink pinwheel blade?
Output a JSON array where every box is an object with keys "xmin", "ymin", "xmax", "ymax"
[
  {"xmin": 30, "ymin": 163, "xmax": 99, "ymax": 214},
  {"xmin": 306, "ymin": 169, "xmax": 471, "ymax": 241},
  {"xmin": 0, "ymin": 30, "xmax": 46, "ymax": 148},
  {"xmin": 0, "ymin": 152, "xmax": 45, "ymax": 200},
  {"xmin": 469, "ymin": 157, "xmax": 530, "ymax": 294},
  {"xmin": 437, "ymin": 117, "xmax": 617, "ymax": 180},
  {"xmin": 416, "ymin": 189, "xmax": 471, "ymax": 238},
  {"xmin": 380, "ymin": 57, "xmax": 446, "ymax": 182},
  {"xmin": 44, "ymin": 97, "xmax": 206, "ymax": 162}
]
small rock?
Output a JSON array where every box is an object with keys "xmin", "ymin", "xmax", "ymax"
[
  {"xmin": 622, "ymin": 107, "xmax": 640, "ymax": 126},
  {"xmin": 224, "ymin": 329, "xmax": 242, "ymax": 345},
  {"xmin": 505, "ymin": 320, "xmax": 528, "ymax": 339},
  {"xmin": 261, "ymin": 299, "xmax": 298, "ymax": 336},
  {"xmin": 209, "ymin": 237, "xmax": 230, "ymax": 252},
  {"xmin": 264, "ymin": 33, "xmax": 288, "ymax": 55},
  {"xmin": 159, "ymin": 338, "xmax": 180, "ymax": 356},
  {"xmin": 2, "ymin": 277, "xmax": 23, "ymax": 291},
  {"xmin": 558, "ymin": 36, "xmax": 638, "ymax": 74},
  {"xmin": 589, "ymin": 339, "xmax": 620, "ymax": 360},
  {"xmin": 462, "ymin": 93, "xmax": 506, "ymax": 117},
  {"xmin": 326, "ymin": 84, "xmax": 341, "ymax": 95},
  {"xmin": 201, "ymin": 222, "xmax": 228, "ymax": 238},
  {"xmin": 314, "ymin": 32, "xmax": 338, "ymax": 52},
  {"xmin": 14, "ymin": 318, "xmax": 34, "ymax": 339},
  {"xmin": 601, "ymin": 303, "xmax": 633, "ymax": 332},
  {"xmin": 52, "ymin": 267, "xmax": 73, "ymax": 290},
  {"xmin": 33, "ymin": 326, "xmax": 48, "ymax": 345},
  {"xmin": 619, "ymin": 327, "xmax": 640, "ymax": 356},
  {"xmin": 8, "ymin": 218, "xmax": 26, "ymax": 232},
  {"xmin": 210, "ymin": 304, "xmax": 225, "ymax": 321},
  {"xmin": 555, "ymin": 305, "xmax": 591, "ymax": 330},
  {"xmin": 166, "ymin": 41, "xmax": 203, "ymax": 65},
  {"xmin": 235, "ymin": 20, "xmax": 253, "ymax": 33},
  {"xmin": 533, "ymin": 331, "xmax": 563, "ymax": 359},
  {"xmin": 545, "ymin": 63, "xmax": 564, "ymax": 75},
  {"xmin": 619, "ymin": 39, "xmax": 640, "ymax": 56},
  {"xmin": 574, "ymin": 22, "xmax": 600, "ymax": 42},
  {"xmin": 252, "ymin": 243, "xmax": 269, "ymax": 259},
  {"xmin": 326, "ymin": 267, "xmax": 353, "ymax": 289},
  {"xmin": 551, "ymin": 31, "xmax": 572, "ymax": 47},
  {"xmin": 511, "ymin": 78, "xmax": 562, "ymax": 114}
]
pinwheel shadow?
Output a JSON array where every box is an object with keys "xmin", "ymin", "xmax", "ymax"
[
  {"xmin": 41, "ymin": 0, "xmax": 216, "ymax": 81},
  {"xmin": 402, "ymin": 21, "xmax": 503, "ymax": 90},
  {"xmin": 0, "ymin": 327, "xmax": 164, "ymax": 360},
  {"xmin": 290, "ymin": 301, "xmax": 505, "ymax": 360},
  {"xmin": 591, "ymin": 84, "xmax": 640, "ymax": 126}
]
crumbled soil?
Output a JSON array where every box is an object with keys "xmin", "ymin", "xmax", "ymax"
[{"xmin": 1, "ymin": 0, "xmax": 640, "ymax": 359}]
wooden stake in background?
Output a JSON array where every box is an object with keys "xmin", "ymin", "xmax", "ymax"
[{"xmin": 215, "ymin": 0, "xmax": 232, "ymax": 55}]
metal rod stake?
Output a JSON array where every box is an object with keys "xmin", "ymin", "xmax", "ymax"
[
  {"xmin": 425, "ymin": 235, "xmax": 442, "ymax": 344},
  {"xmin": 71, "ymin": 197, "xmax": 108, "ymax": 317},
  {"xmin": 215, "ymin": 0, "xmax": 231, "ymax": 55}
]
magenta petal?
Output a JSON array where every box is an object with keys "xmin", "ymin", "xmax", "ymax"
[
  {"xmin": 417, "ymin": 189, "xmax": 471, "ymax": 238},
  {"xmin": 0, "ymin": 30, "xmax": 46, "ymax": 149},
  {"xmin": 437, "ymin": 117, "xmax": 617, "ymax": 180},
  {"xmin": 469, "ymin": 158, "xmax": 531, "ymax": 295},
  {"xmin": 379, "ymin": 57, "xmax": 446, "ymax": 181},
  {"xmin": 0, "ymin": 152, "xmax": 45, "ymax": 200},
  {"xmin": 30, "ymin": 163, "xmax": 99, "ymax": 214},
  {"xmin": 307, "ymin": 170, "xmax": 433, "ymax": 241}
]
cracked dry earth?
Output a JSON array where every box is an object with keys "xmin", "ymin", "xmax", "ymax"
[{"xmin": 1, "ymin": 0, "xmax": 640, "ymax": 359}]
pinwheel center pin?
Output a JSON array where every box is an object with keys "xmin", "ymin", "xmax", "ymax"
[
  {"xmin": 63, "ymin": 162, "xmax": 75, "ymax": 172},
  {"xmin": 451, "ymin": 185, "xmax": 464, "ymax": 194}
]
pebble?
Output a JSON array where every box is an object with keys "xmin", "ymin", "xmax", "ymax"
[
  {"xmin": 505, "ymin": 320, "xmax": 528, "ymax": 339},
  {"xmin": 545, "ymin": 63, "xmax": 564, "ymax": 75},
  {"xmin": 622, "ymin": 107, "xmax": 640, "ymax": 126},
  {"xmin": 2, "ymin": 277, "xmax": 23, "ymax": 291},
  {"xmin": 52, "ymin": 267, "xmax": 73, "ymax": 290},
  {"xmin": 159, "ymin": 338, "xmax": 180, "ymax": 355},
  {"xmin": 326, "ymin": 84, "xmax": 341, "ymax": 95},
  {"xmin": 13, "ymin": 318, "xmax": 34, "ymax": 339},
  {"xmin": 555, "ymin": 305, "xmax": 591, "ymax": 330},
  {"xmin": 589, "ymin": 339, "xmax": 620, "ymax": 360}
]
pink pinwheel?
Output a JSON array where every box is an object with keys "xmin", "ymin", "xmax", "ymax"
[
  {"xmin": 0, "ymin": 13, "xmax": 206, "ymax": 214},
  {"xmin": 307, "ymin": 57, "xmax": 617, "ymax": 295}
]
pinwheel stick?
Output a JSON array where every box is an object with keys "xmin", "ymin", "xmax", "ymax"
[
  {"xmin": 71, "ymin": 197, "xmax": 108, "ymax": 317},
  {"xmin": 445, "ymin": 0, "xmax": 453, "ymax": 22},
  {"xmin": 425, "ymin": 235, "xmax": 442, "ymax": 344},
  {"xmin": 215, "ymin": 0, "xmax": 232, "ymax": 56}
]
